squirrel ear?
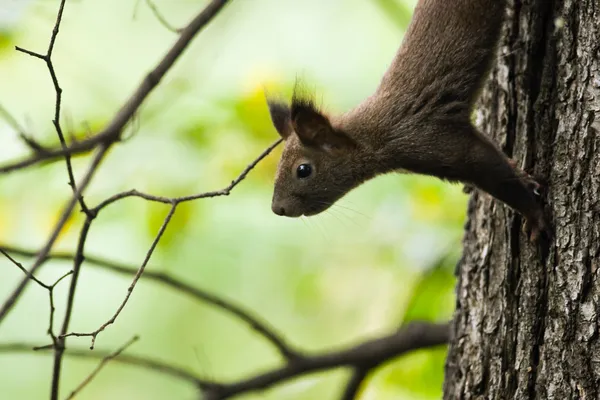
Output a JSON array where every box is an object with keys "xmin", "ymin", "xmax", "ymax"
[
  {"xmin": 291, "ymin": 104, "xmax": 355, "ymax": 151},
  {"xmin": 267, "ymin": 100, "xmax": 293, "ymax": 139}
]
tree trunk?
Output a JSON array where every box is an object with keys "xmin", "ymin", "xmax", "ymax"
[{"xmin": 444, "ymin": 1, "xmax": 600, "ymax": 398}]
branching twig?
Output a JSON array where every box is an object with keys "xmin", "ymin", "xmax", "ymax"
[
  {"xmin": 47, "ymin": 270, "xmax": 74, "ymax": 346},
  {"xmin": 0, "ymin": 249, "xmax": 73, "ymax": 345},
  {"xmin": 55, "ymin": 137, "xmax": 280, "ymax": 349},
  {"xmin": 0, "ymin": 342, "xmax": 215, "ymax": 390},
  {"xmin": 1, "ymin": 137, "xmax": 280, "ymax": 398},
  {"xmin": 0, "ymin": 1, "xmax": 449, "ymax": 399},
  {"xmin": 0, "ymin": 0, "xmax": 233, "ymax": 329},
  {"xmin": 93, "ymin": 139, "xmax": 282, "ymax": 211},
  {"xmin": 50, "ymin": 214, "xmax": 95, "ymax": 400},
  {"xmin": 1, "ymin": 244, "xmax": 300, "ymax": 361},
  {"xmin": 0, "ymin": 0, "xmax": 232, "ymax": 175},
  {"xmin": 0, "ymin": 322, "xmax": 449, "ymax": 399},
  {"xmin": 61, "ymin": 204, "xmax": 178, "ymax": 348},
  {"xmin": 15, "ymin": 0, "xmax": 90, "ymax": 216},
  {"xmin": 0, "ymin": 145, "xmax": 108, "ymax": 324},
  {"xmin": 65, "ymin": 336, "xmax": 140, "ymax": 400}
]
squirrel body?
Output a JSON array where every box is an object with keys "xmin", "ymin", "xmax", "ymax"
[{"xmin": 267, "ymin": 0, "xmax": 547, "ymax": 239}]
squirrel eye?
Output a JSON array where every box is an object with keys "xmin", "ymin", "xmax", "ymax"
[{"xmin": 296, "ymin": 164, "xmax": 313, "ymax": 179}]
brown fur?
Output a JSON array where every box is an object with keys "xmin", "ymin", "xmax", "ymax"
[{"xmin": 267, "ymin": 0, "xmax": 547, "ymax": 239}]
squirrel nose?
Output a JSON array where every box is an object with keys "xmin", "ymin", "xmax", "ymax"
[
  {"xmin": 272, "ymin": 204, "xmax": 286, "ymax": 216},
  {"xmin": 272, "ymin": 199, "xmax": 286, "ymax": 216}
]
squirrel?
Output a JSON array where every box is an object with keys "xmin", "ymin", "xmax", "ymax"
[{"xmin": 266, "ymin": 0, "xmax": 548, "ymax": 241}]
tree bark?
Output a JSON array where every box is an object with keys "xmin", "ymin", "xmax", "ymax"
[{"xmin": 444, "ymin": 0, "xmax": 600, "ymax": 399}]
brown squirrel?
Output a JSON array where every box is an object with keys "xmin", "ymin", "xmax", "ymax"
[{"xmin": 266, "ymin": 0, "xmax": 547, "ymax": 240}]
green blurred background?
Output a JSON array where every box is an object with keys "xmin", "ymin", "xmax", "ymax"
[{"xmin": 0, "ymin": 0, "xmax": 467, "ymax": 399}]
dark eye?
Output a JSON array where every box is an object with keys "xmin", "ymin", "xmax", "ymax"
[{"xmin": 296, "ymin": 163, "xmax": 313, "ymax": 179}]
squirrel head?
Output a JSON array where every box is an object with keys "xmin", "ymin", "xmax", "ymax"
[{"xmin": 267, "ymin": 90, "xmax": 359, "ymax": 217}]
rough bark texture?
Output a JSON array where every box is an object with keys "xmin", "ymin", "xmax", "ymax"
[{"xmin": 444, "ymin": 0, "xmax": 600, "ymax": 399}]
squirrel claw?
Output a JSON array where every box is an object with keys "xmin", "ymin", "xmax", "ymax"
[
  {"xmin": 509, "ymin": 158, "xmax": 543, "ymax": 197},
  {"xmin": 523, "ymin": 212, "xmax": 550, "ymax": 244}
]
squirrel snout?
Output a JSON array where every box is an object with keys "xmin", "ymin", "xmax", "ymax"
[{"xmin": 271, "ymin": 201, "xmax": 286, "ymax": 216}]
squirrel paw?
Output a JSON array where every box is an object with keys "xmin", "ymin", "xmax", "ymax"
[
  {"xmin": 508, "ymin": 159, "xmax": 542, "ymax": 196},
  {"xmin": 522, "ymin": 211, "xmax": 550, "ymax": 243}
]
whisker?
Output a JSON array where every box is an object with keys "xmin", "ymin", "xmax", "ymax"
[
  {"xmin": 311, "ymin": 214, "xmax": 330, "ymax": 242},
  {"xmin": 313, "ymin": 200, "xmax": 367, "ymax": 229},
  {"xmin": 315, "ymin": 200, "xmax": 371, "ymax": 220},
  {"xmin": 334, "ymin": 201, "xmax": 371, "ymax": 219},
  {"xmin": 324, "ymin": 208, "xmax": 349, "ymax": 228},
  {"xmin": 300, "ymin": 216, "xmax": 310, "ymax": 231},
  {"xmin": 330, "ymin": 205, "xmax": 368, "ymax": 229},
  {"xmin": 303, "ymin": 216, "xmax": 325, "ymax": 241}
]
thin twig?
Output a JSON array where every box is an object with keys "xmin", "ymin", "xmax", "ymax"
[
  {"xmin": 146, "ymin": 0, "xmax": 182, "ymax": 33},
  {"xmin": 50, "ymin": 214, "xmax": 95, "ymax": 400},
  {"xmin": 65, "ymin": 336, "xmax": 140, "ymax": 400},
  {"xmin": 0, "ymin": 248, "xmax": 49, "ymax": 289},
  {"xmin": 0, "ymin": 0, "xmax": 232, "ymax": 175},
  {"xmin": 0, "ymin": 247, "xmax": 73, "ymax": 349},
  {"xmin": 15, "ymin": 0, "xmax": 90, "ymax": 216},
  {"xmin": 0, "ymin": 145, "xmax": 108, "ymax": 325},
  {"xmin": 93, "ymin": 139, "xmax": 282, "ymax": 211},
  {"xmin": 0, "ymin": 322, "xmax": 448, "ymax": 399},
  {"xmin": 55, "ymin": 139, "xmax": 280, "ymax": 352},
  {"xmin": 0, "ymin": 342, "xmax": 215, "ymax": 390},
  {"xmin": 47, "ymin": 270, "xmax": 74, "ymax": 346},
  {"xmin": 0, "ymin": 0, "xmax": 233, "ymax": 327},
  {"xmin": 0, "ymin": 138, "xmax": 283, "ymax": 364},
  {"xmin": 60, "ymin": 204, "xmax": 178, "ymax": 349},
  {"xmin": 1, "ymin": 245, "xmax": 300, "ymax": 361}
]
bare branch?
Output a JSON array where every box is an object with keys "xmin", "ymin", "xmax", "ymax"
[
  {"xmin": 65, "ymin": 336, "xmax": 140, "ymax": 400},
  {"xmin": 1, "ymin": 137, "xmax": 281, "ymax": 395},
  {"xmin": 0, "ymin": 0, "xmax": 232, "ymax": 328},
  {"xmin": 15, "ymin": 0, "xmax": 91, "ymax": 216},
  {"xmin": 0, "ymin": 144, "xmax": 108, "ymax": 324},
  {"xmin": 0, "ymin": 342, "xmax": 215, "ymax": 390},
  {"xmin": 47, "ymin": 270, "xmax": 74, "ymax": 346},
  {"xmin": 0, "ymin": 322, "xmax": 449, "ymax": 399},
  {"xmin": 93, "ymin": 139, "xmax": 282, "ymax": 210},
  {"xmin": 0, "ymin": 247, "xmax": 73, "ymax": 348},
  {"xmin": 14, "ymin": 47, "xmax": 45, "ymax": 59},
  {"xmin": 0, "ymin": 0, "xmax": 232, "ymax": 175},
  {"xmin": 0, "ymin": 248, "xmax": 49, "ymax": 289},
  {"xmin": 213, "ymin": 322, "xmax": 449, "ymax": 399},
  {"xmin": 49, "ymin": 214, "xmax": 95, "ymax": 400},
  {"xmin": 2, "ymin": 150, "xmax": 104, "ymax": 329},
  {"xmin": 0, "ymin": 139, "xmax": 99, "ymax": 173},
  {"xmin": 0, "ymin": 244, "xmax": 300, "ymax": 361},
  {"xmin": 61, "ymin": 204, "xmax": 178, "ymax": 348}
]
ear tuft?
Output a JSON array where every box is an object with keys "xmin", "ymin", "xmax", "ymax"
[
  {"xmin": 290, "ymin": 81, "xmax": 319, "ymax": 122},
  {"xmin": 266, "ymin": 99, "xmax": 292, "ymax": 139},
  {"xmin": 290, "ymin": 83, "xmax": 329, "ymax": 146},
  {"xmin": 290, "ymin": 83, "xmax": 356, "ymax": 151}
]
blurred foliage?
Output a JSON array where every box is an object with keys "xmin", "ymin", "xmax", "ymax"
[{"xmin": 0, "ymin": 1, "xmax": 468, "ymax": 399}]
